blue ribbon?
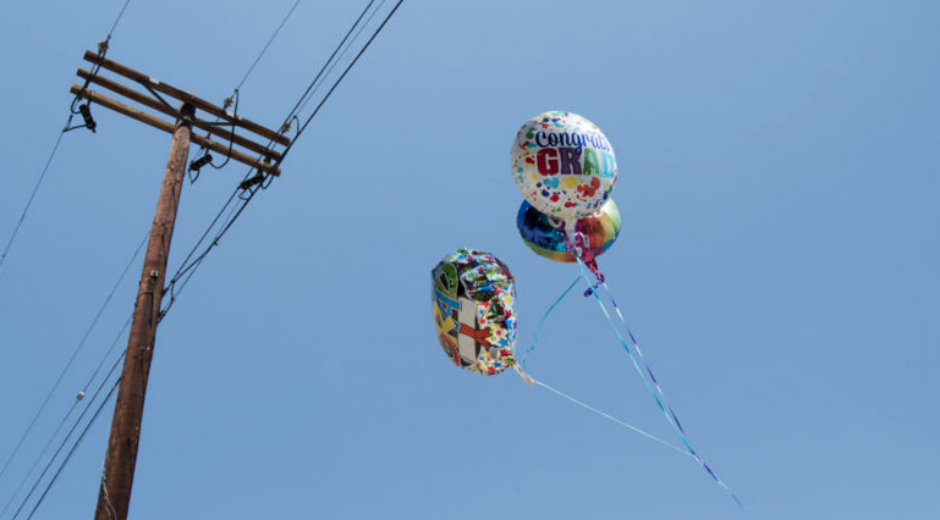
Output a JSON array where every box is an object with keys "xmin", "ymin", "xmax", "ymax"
[
  {"xmin": 573, "ymin": 257, "xmax": 744, "ymax": 511},
  {"xmin": 520, "ymin": 274, "xmax": 582, "ymax": 371}
]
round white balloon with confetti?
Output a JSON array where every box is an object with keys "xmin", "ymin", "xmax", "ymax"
[{"xmin": 511, "ymin": 111, "xmax": 618, "ymax": 222}]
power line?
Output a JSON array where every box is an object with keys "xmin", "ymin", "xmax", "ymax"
[
  {"xmin": 160, "ymin": 0, "xmax": 403, "ymax": 320},
  {"xmin": 107, "ymin": 0, "xmax": 134, "ymax": 39},
  {"xmin": 1, "ymin": 0, "xmax": 135, "ymax": 277},
  {"xmin": 0, "ymin": 2, "xmax": 138, "ymax": 514},
  {"xmin": 237, "ymin": 0, "xmax": 303, "ymax": 91},
  {"xmin": 0, "ymin": 121, "xmax": 69, "ymax": 275},
  {"xmin": 192, "ymin": 0, "xmax": 304, "ymax": 175},
  {"xmin": 9, "ymin": 349, "xmax": 126, "ymax": 520},
  {"xmin": 284, "ymin": 0, "xmax": 377, "ymax": 125},
  {"xmin": 294, "ymin": 0, "xmax": 391, "ymax": 119},
  {"xmin": 1, "ymin": 311, "xmax": 131, "ymax": 520},
  {"xmin": 24, "ymin": 377, "xmax": 119, "ymax": 520},
  {"xmin": 0, "ymin": 231, "xmax": 147, "ymax": 488},
  {"xmin": 294, "ymin": 0, "xmax": 402, "ymax": 141},
  {"xmin": 0, "ymin": 400, "xmax": 79, "ymax": 520}
]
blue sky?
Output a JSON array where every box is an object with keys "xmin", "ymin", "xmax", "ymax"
[{"xmin": 1, "ymin": 1, "xmax": 938, "ymax": 518}]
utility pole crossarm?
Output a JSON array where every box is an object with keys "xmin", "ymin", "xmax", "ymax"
[
  {"xmin": 71, "ymin": 85, "xmax": 281, "ymax": 175},
  {"xmin": 83, "ymin": 50, "xmax": 290, "ymax": 146},
  {"xmin": 74, "ymin": 50, "xmax": 288, "ymax": 177},
  {"xmin": 76, "ymin": 68, "xmax": 282, "ymax": 162}
]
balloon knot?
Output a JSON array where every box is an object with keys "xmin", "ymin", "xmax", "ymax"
[
  {"xmin": 583, "ymin": 260, "xmax": 604, "ymax": 297},
  {"xmin": 514, "ymin": 364, "xmax": 535, "ymax": 387}
]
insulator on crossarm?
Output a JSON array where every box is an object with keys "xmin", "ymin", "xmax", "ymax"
[
  {"xmin": 239, "ymin": 173, "xmax": 265, "ymax": 190},
  {"xmin": 78, "ymin": 103, "xmax": 96, "ymax": 132},
  {"xmin": 189, "ymin": 153, "xmax": 213, "ymax": 172}
]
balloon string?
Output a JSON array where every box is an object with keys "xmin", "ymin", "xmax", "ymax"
[
  {"xmin": 519, "ymin": 274, "xmax": 582, "ymax": 371},
  {"xmin": 531, "ymin": 377, "xmax": 690, "ymax": 456},
  {"xmin": 573, "ymin": 257, "xmax": 744, "ymax": 511}
]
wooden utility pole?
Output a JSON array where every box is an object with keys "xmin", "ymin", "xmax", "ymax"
[
  {"xmin": 93, "ymin": 103, "xmax": 193, "ymax": 520},
  {"xmin": 68, "ymin": 51, "xmax": 287, "ymax": 520}
]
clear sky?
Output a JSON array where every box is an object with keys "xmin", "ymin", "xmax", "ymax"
[{"xmin": 1, "ymin": 1, "xmax": 938, "ymax": 519}]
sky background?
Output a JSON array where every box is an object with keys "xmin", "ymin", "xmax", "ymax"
[{"xmin": 0, "ymin": 1, "xmax": 938, "ymax": 519}]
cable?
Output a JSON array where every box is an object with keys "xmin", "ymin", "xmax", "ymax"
[
  {"xmin": 0, "ymin": 314, "xmax": 131, "ymax": 520},
  {"xmin": 159, "ymin": 185, "xmax": 252, "ymax": 319},
  {"xmin": 293, "ymin": 0, "xmax": 402, "ymax": 142},
  {"xmin": 0, "ymin": 0, "xmax": 136, "ymax": 512},
  {"xmin": 107, "ymin": 0, "xmax": 134, "ymax": 39},
  {"xmin": 0, "ymin": 231, "xmax": 146, "ymax": 488},
  {"xmin": 81, "ymin": 314, "xmax": 133, "ymax": 397},
  {"xmin": 22, "ymin": 375, "xmax": 122, "ymax": 520},
  {"xmin": 237, "ymin": 0, "xmax": 303, "ymax": 91},
  {"xmin": 9, "ymin": 349, "xmax": 126, "ymax": 520},
  {"xmin": 287, "ymin": 0, "xmax": 377, "ymax": 122},
  {"xmin": 22, "ymin": 374, "xmax": 122, "ymax": 520},
  {"xmin": 1, "ymin": 307, "xmax": 131, "ymax": 519},
  {"xmin": 191, "ymin": 0, "xmax": 304, "ymax": 178},
  {"xmin": 0, "ymin": 120, "xmax": 70, "ymax": 275},
  {"xmin": 0, "ymin": 402, "xmax": 79, "ymax": 520},
  {"xmin": 208, "ymin": 89, "xmax": 239, "ymax": 171},
  {"xmin": 159, "ymin": 0, "xmax": 403, "ymax": 320},
  {"xmin": 1, "ymin": 0, "xmax": 135, "ymax": 276}
]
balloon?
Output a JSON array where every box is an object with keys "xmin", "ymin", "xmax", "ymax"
[
  {"xmin": 431, "ymin": 248, "xmax": 517, "ymax": 376},
  {"xmin": 517, "ymin": 199, "xmax": 621, "ymax": 263},
  {"xmin": 511, "ymin": 111, "xmax": 617, "ymax": 222}
]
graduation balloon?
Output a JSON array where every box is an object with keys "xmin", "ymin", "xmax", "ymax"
[
  {"xmin": 431, "ymin": 249, "xmax": 517, "ymax": 376},
  {"xmin": 517, "ymin": 199, "xmax": 621, "ymax": 263},
  {"xmin": 511, "ymin": 111, "xmax": 617, "ymax": 222}
]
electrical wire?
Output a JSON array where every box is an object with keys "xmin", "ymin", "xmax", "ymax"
[
  {"xmin": 1, "ymin": 0, "xmax": 135, "ymax": 276},
  {"xmin": 0, "ymin": 0, "xmax": 137, "ymax": 513},
  {"xmin": 208, "ymin": 89, "xmax": 238, "ymax": 171},
  {"xmin": 192, "ymin": 0, "xmax": 305, "ymax": 178},
  {"xmin": 0, "ymin": 231, "xmax": 146, "ymax": 491},
  {"xmin": 237, "ymin": 0, "xmax": 303, "ymax": 91},
  {"xmin": 293, "ymin": 0, "xmax": 402, "ymax": 143},
  {"xmin": 23, "ymin": 376, "xmax": 119, "ymax": 520},
  {"xmin": 291, "ymin": 3, "xmax": 382, "ymax": 119},
  {"xmin": 0, "ymin": 401, "xmax": 79, "ymax": 520},
  {"xmin": 0, "ymin": 121, "xmax": 70, "ymax": 275},
  {"xmin": 0, "ymin": 315, "xmax": 132, "ymax": 520},
  {"xmin": 9, "ymin": 349, "xmax": 126, "ymax": 520},
  {"xmin": 107, "ymin": 0, "xmax": 134, "ymax": 40},
  {"xmin": 174, "ymin": 0, "xmax": 400, "ymax": 285},
  {"xmin": 284, "ymin": 0, "xmax": 377, "ymax": 125},
  {"xmin": 160, "ymin": 0, "xmax": 403, "ymax": 320},
  {"xmin": 191, "ymin": 89, "xmax": 240, "ymax": 176}
]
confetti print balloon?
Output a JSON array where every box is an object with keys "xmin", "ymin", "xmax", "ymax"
[
  {"xmin": 431, "ymin": 249, "xmax": 517, "ymax": 376},
  {"xmin": 511, "ymin": 111, "xmax": 617, "ymax": 222},
  {"xmin": 517, "ymin": 199, "xmax": 621, "ymax": 263}
]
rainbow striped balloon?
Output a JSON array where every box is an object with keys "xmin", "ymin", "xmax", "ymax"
[{"xmin": 516, "ymin": 199, "xmax": 621, "ymax": 262}]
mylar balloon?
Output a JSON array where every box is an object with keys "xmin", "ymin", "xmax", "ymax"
[
  {"xmin": 511, "ymin": 111, "xmax": 617, "ymax": 222},
  {"xmin": 432, "ymin": 249, "xmax": 517, "ymax": 376},
  {"xmin": 517, "ymin": 199, "xmax": 621, "ymax": 263}
]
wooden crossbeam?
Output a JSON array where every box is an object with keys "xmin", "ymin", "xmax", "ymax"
[
  {"xmin": 72, "ymin": 85, "xmax": 280, "ymax": 176},
  {"xmin": 76, "ymin": 68, "xmax": 282, "ymax": 162},
  {"xmin": 83, "ymin": 50, "xmax": 290, "ymax": 147}
]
